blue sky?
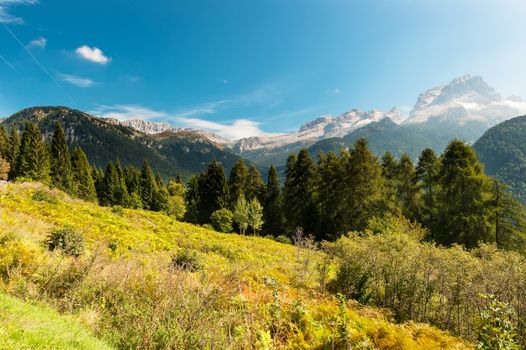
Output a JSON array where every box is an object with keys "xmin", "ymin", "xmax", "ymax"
[{"xmin": 1, "ymin": 0, "xmax": 526, "ymax": 139}]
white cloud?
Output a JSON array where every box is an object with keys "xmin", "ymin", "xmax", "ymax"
[
  {"xmin": 58, "ymin": 73, "xmax": 96, "ymax": 88},
  {"xmin": 177, "ymin": 117, "xmax": 269, "ymax": 140},
  {"xmin": 0, "ymin": 0, "xmax": 37, "ymax": 24},
  {"xmin": 91, "ymin": 105, "xmax": 167, "ymax": 121},
  {"xmin": 332, "ymin": 88, "xmax": 341, "ymax": 94},
  {"xmin": 75, "ymin": 45, "xmax": 110, "ymax": 64},
  {"xmin": 27, "ymin": 36, "xmax": 46, "ymax": 48}
]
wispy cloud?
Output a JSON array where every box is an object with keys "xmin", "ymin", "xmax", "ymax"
[
  {"xmin": 90, "ymin": 105, "xmax": 167, "ymax": 121},
  {"xmin": 0, "ymin": 0, "xmax": 37, "ymax": 24},
  {"xmin": 176, "ymin": 117, "xmax": 271, "ymax": 140},
  {"xmin": 57, "ymin": 73, "xmax": 96, "ymax": 88},
  {"xmin": 75, "ymin": 45, "xmax": 110, "ymax": 64},
  {"xmin": 26, "ymin": 36, "xmax": 46, "ymax": 48}
]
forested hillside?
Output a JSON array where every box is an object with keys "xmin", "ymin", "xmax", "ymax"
[{"xmin": 474, "ymin": 115, "xmax": 526, "ymax": 203}]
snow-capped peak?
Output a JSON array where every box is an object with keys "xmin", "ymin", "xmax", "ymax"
[{"xmin": 405, "ymin": 75, "xmax": 526, "ymax": 125}]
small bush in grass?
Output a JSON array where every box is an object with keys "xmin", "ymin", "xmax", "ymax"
[
  {"xmin": 202, "ymin": 223, "xmax": 215, "ymax": 231},
  {"xmin": 111, "ymin": 205, "xmax": 125, "ymax": 216},
  {"xmin": 32, "ymin": 189, "xmax": 58, "ymax": 203},
  {"xmin": 275, "ymin": 235, "xmax": 292, "ymax": 245},
  {"xmin": 170, "ymin": 249, "xmax": 202, "ymax": 272},
  {"xmin": 46, "ymin": 226, "xmax": 85, "ymax": 257},
  {"xmin": 210, "ymin": 208, "xmax": 234, "ymax": 233}
]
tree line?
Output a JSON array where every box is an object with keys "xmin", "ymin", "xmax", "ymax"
[
  {"xmin": 0, "ymin": 122, "xmax": 186, "ymax": 219},
  {"xmin": 185, "ymin": 138, "xmax": 526, "ymax": 250},
  {"xmin": 1, "ymin": 121, "xmax": 525, "ymax": 250}
]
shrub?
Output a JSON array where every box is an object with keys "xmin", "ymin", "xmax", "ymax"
[
  {"xmin": 170, "ymin": 249, "xmax": 202, "ymax": 272},
  {"xmin": 210, "ymin": 208, "xmax": 234, "ymax": 233},
  {"xmin": 477, "ymin": 294, "xmax": 520, "ymax": 350},
  {"xmin": 111, "ymin": 205, "xmax": 125, "ymax": 216},
  {"xmin": 46, "ymin": 226, "xmax": 85, "ymax": 257},
  {"xmin": 31, "ymin": 189, "xmax": 58, "ymax": 203},
  {"xmin": 275, "ymin": 235, "xmax": 292, "ymax": 245}
]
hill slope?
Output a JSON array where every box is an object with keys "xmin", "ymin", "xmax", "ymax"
[
  {"xmin": 2, "ymin": 106, "xmax": 242, "ymax": 178},
  {"xmin": 0, "ymin": 293, "xmax": 112, "ymax": 350},
  {"xmin": 474, "ymin": 115, "xmax": 526, "ymax": 202},
  {"xmin": 0, "ymin": 182, "xmax": 470, "ymax": 349}
]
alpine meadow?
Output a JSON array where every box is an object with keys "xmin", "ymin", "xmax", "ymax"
[{"xmin": 2, "ymin": 1, "xmax": 526, "ymax": 349}]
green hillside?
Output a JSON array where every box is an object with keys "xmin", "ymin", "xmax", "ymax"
[
  {"xmin": 474, "ymin": 115, "xmax": 526, "ymax": 203},
  {"xmin": 0, "ymin": 293, "xmax": 111, "ymax": 350},
  {"xmin": 1, "ymin": 106, "xmax": 242, "ymax": 179},
  {"xmin": 0, "ymin": 182, "xmax": 471, "ymax": 349}
]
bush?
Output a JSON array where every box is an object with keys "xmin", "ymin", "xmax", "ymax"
[
  {"xmin": 210, "ymin": 208, "xmax": 234, "ymax": 233},
  {"xmin": 275, "ymin": 235, "xmax": 292, "ymax": 245},
  {"xmin": 170, "ymin": 249, "xmax": 202, "ymax": 272},
  {"xmin": 46, "ymin": 226, "xmax": 85, "ymax": 257},
  {"xmin": 31, "ymin": 189, "xmax": 58, "ymax": 203},
  {"xmin": 111, "ymin": 205, "xmax": 125, "ymax": 216}
]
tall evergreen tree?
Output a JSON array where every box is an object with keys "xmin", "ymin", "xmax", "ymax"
[
  {"xmin": 245, "ymin": 164, "xmax": 266, "ymax": 203},
  {"xmin": 283, "ymin": 149, "xmax": 319, "ymax": 236},
  {"xmin": 381, "ymin": 151, "xmax": 400, "ymax": 213},
  {"xmin": 344, "ymin": 138, "xmax": 385, "ymax": 231},
  {"xmin": 50, "ymin": 123, "xmax": 74, "ymax": 193},
  {"xmin": 416, "ymin": 148, "xmax": 439, "ymax": 232},
  {"xmin": 396, "ymin": 153, "xmax": 419, "ymax": 219},
  {"xmin": 317, "ymin": 151, "xmax": 347, "ymax": 238},
  {"xmin": 6, "ymin": 128, "xmax": 20, "ymax": 179},
  {"xmin": 102, "ymin": 161, "xmax": 129, "ymax": 207},
  {"xmin": 71, "ymin": 147, "xmax": 97, "ymax": 201},
  {"xmin": 140, "ymin": 160, "xmax": 159, "ymax": 210},
  {"xmin": 228, "ymin": 159, "xmax": 248, "ymax": 207},
  {"xmin": 16, "ymin": 122, "xmax": 50, "ymax": 182},
  {"xmin": 435, "ymin": 139, "xmax": 493, "ymax": 247},
  {"xmin": 184, "ymin": 175, "xmax": 200, "ymax": 223},
  {"xmin": 197, "ymin": 160, "xmax": 229, "ymax": 224},
  {"xmin": 263, "ymin": 165, "xmax": 284, "ymax": 235},
  {"xmin": 491, "ymin": 180, "xmax": 526, "ymax": 251},
  {"xmin": 0, "ymin": 126, "xmax": 7, "ymax": 158}
]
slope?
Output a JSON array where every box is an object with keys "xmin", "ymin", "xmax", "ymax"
[
  {"xmin": 474, "ymin": 115, "xmax": 526, "ymax": 202},
  {"xmin": 0, "ymin": 182, "xmax": 470, "ymax": 349},
  {"xmin": 0, "ymin": 293, "xmax": 112, "ymax": 350}
]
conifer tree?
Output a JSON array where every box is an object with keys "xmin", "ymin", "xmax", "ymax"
[
  {"xmin": 435, "ymin": 139, "xmax": 493, "ymax": 247},
  {"xmin": 140, "ymin": 160, "xmax": 159, "ymax": 210},
  {"xmin": 102, "ymin": 161, "xmax": 129, "ymax": 207},
  {"xmin": 283, "ymin": 149, "xmax": 319, "ymax": 236},
  {"xmin": 124, "ymin": 166, "xmax": 142, "ymax": 197},
  {"xmin": 344, "ymin": 138, "xmax": 385, "ymax": 231},
  {"xmin": 71, "ymin": 147, "xmax": 97, "ymax": 201},
  {"xmin": 184, "ymin": 175, "xmax": 200, "ymax": 223},
  {"xmin": 416, "ymin": 148, "xmax": 439, "ymax": 231},
  {"xmin": 317, "ymin": 152, "xmax": 347, "ymax": 237},
  {"xmin": 92, "ymin": 166, "xmax": 105, "ymax": 203},
  {"xmin": 0, "ymin": 126, "xmax": 7, "ymax": 158},
  {"xmin": 245, "ymin": 164, "xmax": 266, "ymax": 203},
  {"xmin": 396, "ymin": 153, "xmax": 419, "ymax": 219},
  {"xmin": 228, "ymin": 159, "xmax": 248, "ymax": 207},
  {"xmin": 197, "ymin": 160, "xmax": 229, "ymax": 224},
  {"xmin": 50, "ymin": 123, "xmax": 74, "ymax": 193},
  {"xmin": 16, "ymin": 122, "xmax": 50, "ymax": 182},
  {"xmin": 381, "ymin": 151, "xmax": 399, "ymax": 212},
  {"xmin": 6, "ymin": 128, "xmax": 20, "ymax": 180},
  {"xmin": 263, "ymin": 165, "xmax": 284, "ymax": 235}
]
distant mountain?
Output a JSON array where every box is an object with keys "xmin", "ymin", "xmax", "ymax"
[
  {"xmin": 1, "ymin": 106, "xmax": 242, "ymax": 178},
  {"xmin": 474, "ymin": 115, "xmax": 526, "ymax": 203},
  {"xmin": 295, "ymin": 75, "xmax": 526, "ymax": 160}
]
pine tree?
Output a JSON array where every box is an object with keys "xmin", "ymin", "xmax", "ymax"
[
  {"xmin": 263, "ymin": 165, "xmax": 284, "ymax": 235},
  {"xmin": 0, "ymin": 126, "xmax": 7, "ymax": 158},
  {"xmin": 184, "ymin": 175, "xmax": 200, "ymax": 223},
  {"xmin": 197, "ymin": 161, "xmax": 229, "ymax": 224},
  {"xmin": 124, "ymin": 166, "xmax": 141, "ymax": 196},
  {"xmin": 317, "ymin": 152, "xmax": 347, "ymax": 238},
  {"xmin": 5, "ymin": 128, "xmax": 20, "ymax": 180},
  {"xmin": 245, "ymin": 164, "xmax": 266, "ymax": 203},
  {"xmin": 396, "ymin": 153, "xmax": 419, "ymax": 219},
  {"xmin": 381, "ymin": 151, "xmax": 399, "ymax": 213},
  {"xmin": 491, "ymin": 180, "xmax": 526, "ymax": 251},
  {"xmin": 140, "ymin": 160, "xmax": 158, "ymax": 210},
  {"xmin": 16, "ymin": 122, "xmax": 50, "ymax": 182},
  {"xmin": 92, "ymin": 166, "xmax": 105, "ymax": 203},
  {"xmin": 50, "ymin": 123, "xmax": 74, "ymax": 193},
  {"xmin": 71, "ymin": 147, "xmax": 97, "ymax": 201},
  {"xmin": 247, "ymin": 197, "xmax": 264, "ymax": 234},
  {"xmin": 228, "ymin": 159, "xmax": 248, "ymax": 207},
  {"xmin": 102, "ymin": 161, "xmax": 129, "ymax": 207},
  {"xmin": 435, "ymin": 139, "xmax": 493, "ymax": 247},
  {"xmin": 416, "ymin": 148, "xmax": 439, "ymax": 231},
  {"xmin": 344, "ymin": 138, "xmax": 385, "ymax": 231},
  {"xmin": 283, "ymin": 149, "xmax": 319, "ymax": 236}
]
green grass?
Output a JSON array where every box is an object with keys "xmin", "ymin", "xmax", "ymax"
[{"xmin": 0, "ymin": 293, "xmax": 112, "ymax": 350}]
